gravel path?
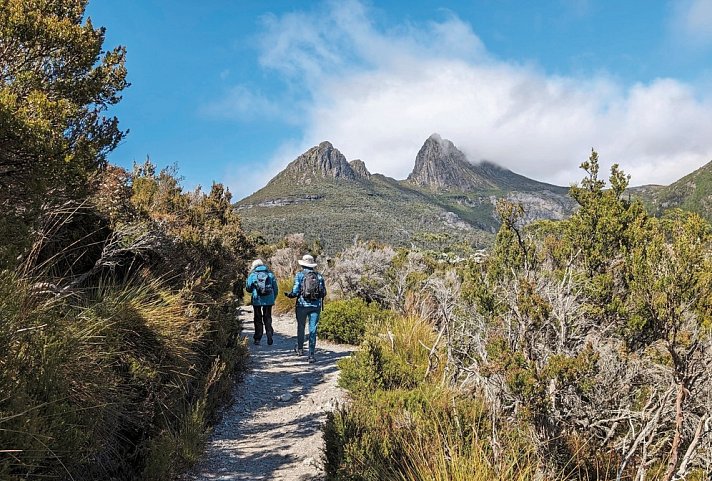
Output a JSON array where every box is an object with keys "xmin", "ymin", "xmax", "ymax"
[{"xmin": 183, "ymin": 306, "xmax": 354, "ymax": 481}]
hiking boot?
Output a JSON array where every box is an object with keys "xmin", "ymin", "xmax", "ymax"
[
  {"xmin": 254, "ymin": 339, "xmax": 260, "ymax": 346},
  {"xmin": 267, "ymin": 335, "xmax": 273, "ymax": 346},
  {"xmin": 308, "ymin": 355, "xmax": 316, "ymax": 363},
  {"xmin": 293, "ymin": 346, "xmax": 304, "ymax": 356}
]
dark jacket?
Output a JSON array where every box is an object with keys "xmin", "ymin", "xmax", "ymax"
[{"xmin": 245, "ymin": 265, "xmax": 278, "ymax": 306}]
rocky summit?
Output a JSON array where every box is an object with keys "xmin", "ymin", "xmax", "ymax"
[
  {"xmin": 408, "ymin": 133, "xmax": 569, "ymax": 194},
  {"xmin": 237, "ymin": 135, "xmax": 712, "ymax": 253},
  {"xmin": 407, "ymin": 134, "xmax": 491, "ymax": 190},
  {"xmin": 236, "ymin": 134, "xmax": 583, "ymax": 253},
  {"xmin": 276, "ymin": 141, "xmax": 357, "ymax": 183}
]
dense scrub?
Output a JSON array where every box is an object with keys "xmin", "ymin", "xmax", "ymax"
[
  {"xmin": 324, "ymin": 315, "xmax": 538, "ymax": 480},
  {"xmin": 0, "ymin": 160, "xmax": 254, "ymax": 480},
  {"xmin": 447, "ymin": 153, "xmax": 711, "ymax": 479},
  {"xmin": 323, "ymin": 152, "xmax": 712, "ymax": 480},
  {"xmin": 0, "ymin": 3, "xmax": 255, "ymax": 476}
]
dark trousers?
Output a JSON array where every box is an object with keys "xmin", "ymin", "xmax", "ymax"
[{"xmin": 253, "ymin": 305, "xmax": 273, "ymax": 341}]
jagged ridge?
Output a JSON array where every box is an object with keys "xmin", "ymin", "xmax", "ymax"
[
  {"xmin": 237, "ymin": 135, "xmax": 579, "ymax": 252},
  {"xmin": 271, "ymin": 141, "xmax": 357, "ymax": 184},
  {"xmin": 407, "ymin": 133, "xmax": 567, "ymax": 194}
]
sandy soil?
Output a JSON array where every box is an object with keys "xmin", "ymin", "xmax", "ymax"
[{"xmin": 182, "ymin": 306, "xmax": 354, "ymax": 481}]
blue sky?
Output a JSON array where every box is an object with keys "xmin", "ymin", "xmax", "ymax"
[{"xmin": 86, "ymin": 1, "xmax": 712, "ymax": 198}]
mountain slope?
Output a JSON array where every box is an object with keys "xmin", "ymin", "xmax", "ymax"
[
  {"xmin": 633, "ymin": 160, "xmax": 712, "ymax": 222},
  {"xmin": 237, "ymin": 137, "xmax": 575, "ymax": 253},
  {"xmin": 408, "ymin": 134, "xmax": 568, "ymax": 194},
  {"xmin": 237, "ymin": 144, "xmax": 494, "ymax": 251}
]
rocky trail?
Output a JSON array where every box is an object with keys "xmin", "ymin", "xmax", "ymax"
[{"xmin": 183, "ymin": 307, "xmax": 354, "ymax": 481}]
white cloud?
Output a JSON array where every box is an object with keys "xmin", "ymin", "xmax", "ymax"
[
  {"xmin": 200, "ymin": 84, "xmax": 288, "ymax": 122},
  {"xmin": 671, "ymin": 0, "xmax": 712, "ymax": 46},
  {"xmin": 227, "ymin": 0, "xmax": 712, "ymax": 197}
]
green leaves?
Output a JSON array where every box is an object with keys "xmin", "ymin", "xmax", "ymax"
[{"xmin": 1, "ymin": 0, "xmax": 128, "ymax": 266}]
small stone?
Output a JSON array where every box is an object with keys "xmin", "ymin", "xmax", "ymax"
[
  {"xmin": 302, "ymin": 457, "xmax": 316, "ymax": 466},
  {"xmin": 276, "ymin": 393, "xmax": 293, "ymax": 402}
]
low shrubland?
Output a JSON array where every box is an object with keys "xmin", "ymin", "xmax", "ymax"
[
  {"xmin": 442, "ymin": 155, "xmax": 712, "ymax": 479},
  {"xmin": 319, "ymin": 298, "xmax": 395, "ymax": 345},
  {"xmin": 324, "ymin": 314, "xmax": 540, "ymax": 480},
  {"xmin": 324, "ymin": 153, "xmax": 712, "ymax": 480},
  {"xmin": 0, "ymin": 161, "xmax": 254, "ymax": 481}
]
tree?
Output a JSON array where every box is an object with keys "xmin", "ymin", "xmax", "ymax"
[
  {"xmin": 0, "ymin": 0, "xmax": 128, "ymax": 265},
  {"xmin": 449, "ymin": 152, "xmax": 712, "ymax": 478}
]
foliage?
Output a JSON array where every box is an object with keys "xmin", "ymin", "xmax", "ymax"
[
  {"xmin": 324, "ymin": 314, "xmax": 541, "ymax": 480},
  {"xmin": 325, "ymin": 242, "xmax": 397, "ymax": 304},
  {"xmin": 0, "ymin": 272, "xmax": 248, "ymax": 480},
  {"xmin": 0, "ymin": 160, "xmax": 254, "ymax": 480},
  {"xmin": 324, "ymin": 242, "xmax": 461, "ymax": 326},
  {"xmin": 268, "ymin": 233, "xmax": 311, "ymax": 279},
  {"xmin": 272, "ymin": 277, "xmax": 296, "ymax": 314},
  {"xmin": 0, "ymin": 0, "xmax": 127, "ymax": 267},
  {"xmin": 320, "ymin": 297, "xmax": 395, "ymax": 345},
  {"xmin": 447, "ymin": 150, "xmax": 712, "ymax": 479}
]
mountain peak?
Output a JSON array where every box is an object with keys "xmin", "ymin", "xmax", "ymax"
[
  {"xmin": 349, "ymin": 159, "xmax": 371, "ymax": 178},
  {"xmin": 278, "ymin": 141, "xmax": 356, "ymax": 183},
  {"xmin": 408, "ymin": 134, "xmax": 491, "ymax": 190}
]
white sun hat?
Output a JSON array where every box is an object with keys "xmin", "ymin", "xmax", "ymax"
[
  {"xmin": 250, "ymin": 259, "xmax": 264, "ymax": 270},
  {"xmin": 297, "ymin": 254, "xmax": 317, "ymax": 268}
]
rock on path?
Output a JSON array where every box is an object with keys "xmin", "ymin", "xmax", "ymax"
[{"xmin": 182, "ymin": 307, "xmax": 354, "ymax": 481}]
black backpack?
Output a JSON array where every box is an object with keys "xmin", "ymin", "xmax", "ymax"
[
  {"xmin": 300, "ymin": 271, "xmax": 324, "ymax": 300},
  {"xmin": 255, "ymin": 271, "xmax": 273, "ymax": 296}
]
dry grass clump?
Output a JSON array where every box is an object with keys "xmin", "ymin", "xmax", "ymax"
[
  {"xmin": 0, "ymin": 161, "xmax": 253, "ymax": 481},
  {"xmin": 0, "ymin": 271, "xmax": 248, "ymax": 480},
  {"xmin": 324, "ymin": 313, "xmax": 542, "ymax": 480}
]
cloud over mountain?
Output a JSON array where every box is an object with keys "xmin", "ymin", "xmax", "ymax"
[{"xmin": 223, "ymin": 0, "xmax": 712, "ymax": 197}]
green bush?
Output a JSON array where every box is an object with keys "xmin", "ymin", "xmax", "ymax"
[
  {"xmin": 273, "ymin": 278, "xmax": 296, "ymax": 314},
  {"xmin": 324, "ymin": 385, "xmax": 535, "ymax": 481},
  {"xmin": 325, "ymin": 314, "xmax": 539, "ymax": 480},
  {"xmin": 0, "ymin": 273, "xmax": 249, "ymax": 481},
  {"xmin": 320, "ymin": 298, "xmax": 394, "ymax": 345}
]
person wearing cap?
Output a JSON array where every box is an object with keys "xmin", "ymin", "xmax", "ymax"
[
  {"xmin": 285, "ymin": 254, "xmax": 326, "ymax": 363},
  {"xmin": 245, "ymin": 259, "xmax": 278, "ymax": 346}
]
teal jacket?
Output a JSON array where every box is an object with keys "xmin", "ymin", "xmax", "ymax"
[
  {"xmin": 290, "ymin": 268, "xmax": 326, "ymax": 308},
  {"xmin": 245, "ymin": 266, "xmax": 278, "ymax": 306}
]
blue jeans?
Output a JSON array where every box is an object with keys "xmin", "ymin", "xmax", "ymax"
[{"xmin": 295, "ymin": 306, "xmax": 320, "ymax": 356}]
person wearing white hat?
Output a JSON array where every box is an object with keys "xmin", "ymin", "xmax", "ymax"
[
  {"xmin": 245, "ymin": 258, "xmax": 278, "ymax": 346},
  {"xmin": 285, "ymin": 254, "xmax": 326, "ymax": 362}
]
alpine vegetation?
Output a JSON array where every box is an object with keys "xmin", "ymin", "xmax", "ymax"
[{"xmin": 321, "ymin": 152, "xmax": 712, "ymax": 480}]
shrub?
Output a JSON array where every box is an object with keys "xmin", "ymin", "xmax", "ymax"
[
  {"xmin": 325, "ymin": 313, "xmax": 542, "ymax": 480},
  {"xmin": 320, "ymin": 298, "xmax": 394, "ymax": 345},
  {"xmin": 273, "ymin": 278, "xmax": 297, "ymax": 314},
  {"xmin": 0, "ymin": 160, "xmax": 253, "ymax": 480},
  {"xmin": 0, "ymin": 273, "xmax": 248, "ymax": 480},
  {"xmin": 337, "ymin": 314, "xmax": 436, "ymax": 395},
  {"xmin": 325, "ymin": 377, "xmax": 536, "ymax": 481}
]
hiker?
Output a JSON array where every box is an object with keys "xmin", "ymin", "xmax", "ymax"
[
  {"xmin": 245, "ymin": 259, "xmax": 278, "ymax": 346},
  {"xmin": 285, "ymin": 254, "xmax": 326, "ymax": 363}
]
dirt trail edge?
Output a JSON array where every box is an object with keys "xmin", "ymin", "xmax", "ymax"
[{"xmin": 182, "ymin": 307, "xmax": 354, "ymax": 481}]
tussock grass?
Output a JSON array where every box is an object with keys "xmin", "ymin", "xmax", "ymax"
[
  {"xmin": 325, "ymin": 313, "xmax": 544, "ymax": 480},
  {"xmin": 0, "ymin": 272, "xmax": 248, "ymax": 480}
]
